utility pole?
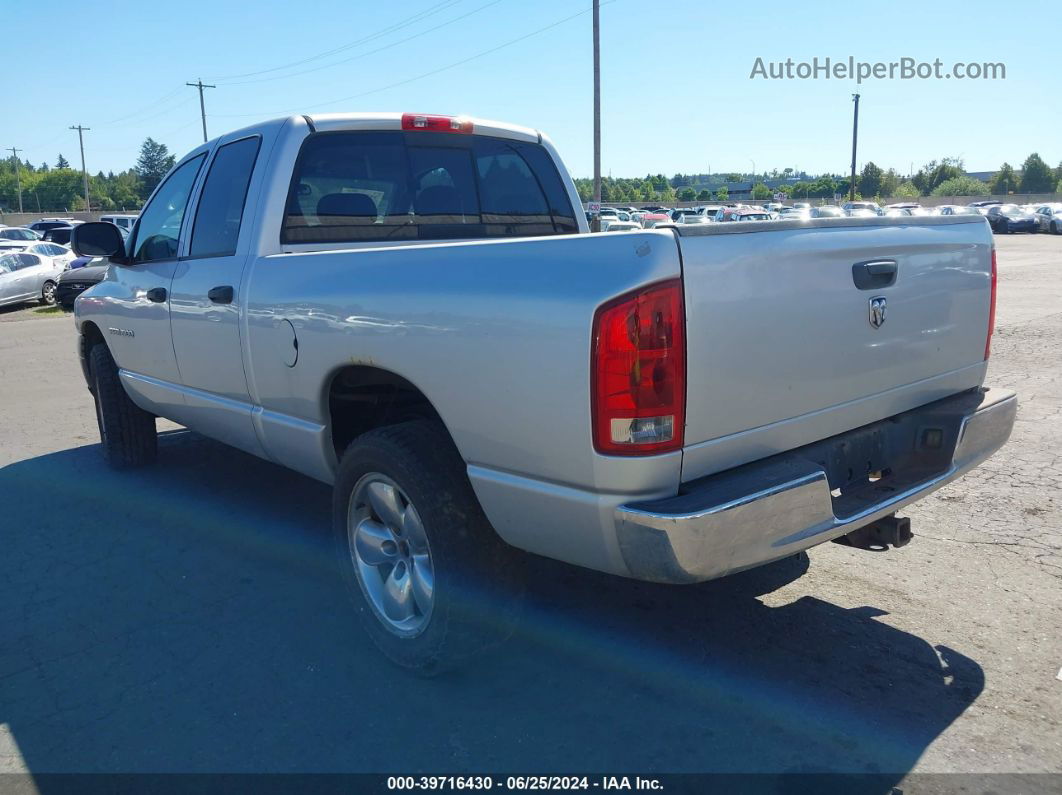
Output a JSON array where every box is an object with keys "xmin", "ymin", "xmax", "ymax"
[
  {"xmin": 6, "ymin": 147, "xmax": 23, "ymax": 213},
  {"xmin": 849, "ymin": 94, "xmax": 860, "ymax": 202},
  {"xmin": 70, "ymin": 126, "xmax": 91, "ymax": 212},
  {"xmin": 591, "ymin": 0, "xmax": 601, "ymax": 231},
  {"xmin": 187, "ymin": 79, "xmax": 216, "ymax": 144}
]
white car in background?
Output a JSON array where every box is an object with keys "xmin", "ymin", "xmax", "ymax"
[
  {"xmin": 0, "ymin": 249, "xmax": 68, "ymax": 307},
  {"xmin": 25, "ymin": 241, "xmax": 77, "ymax": 269},
  {"xmin": 1033, "ymin": 204, "xmax": 1062, "ymax": 234},
  {"xmin": 0, "ymin": 227, "xmax": 42, "ymax": 248}
]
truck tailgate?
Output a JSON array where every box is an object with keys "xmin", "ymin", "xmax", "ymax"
[{"xmin": 676, "ymin": 215, "xmax": 993, "ymax": 481}]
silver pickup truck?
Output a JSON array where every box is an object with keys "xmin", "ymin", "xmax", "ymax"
[{"xmin": 70, "ymin": 112, "xmax": 1015, "ymax": 671}]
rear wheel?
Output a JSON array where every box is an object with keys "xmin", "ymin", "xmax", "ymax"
[
  {"xmin": 332, "ymin": 420, "xmax": 524, "ymax": 674},
  {"xmin": 1052, "ymin": 221, "xmax": 1059, "ymax": 235},
  {"xmin": 89, "ymin": 344, "xmax": 157, "ymax": 468},
  {"xmin": 40, "ymin": 281, "xmax": 57, "ymax": 306}
]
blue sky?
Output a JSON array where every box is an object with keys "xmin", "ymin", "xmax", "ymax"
[{"xmin": 8, "ymin": 0, "xmax": 1058, "ymax": 179}]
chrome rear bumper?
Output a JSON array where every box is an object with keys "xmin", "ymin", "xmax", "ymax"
[{"xmin": 615, "ymin": 388, "xmax": 1016, "ymax": 584}]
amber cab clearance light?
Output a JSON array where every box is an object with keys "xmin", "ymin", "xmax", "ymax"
[
  {"xmin": 591, "ymin": 279, "xmax": 686, "ymax": 455},
  {"xmin": 400, "ymin": 113, "xmax": 473, "ymax": 134}
]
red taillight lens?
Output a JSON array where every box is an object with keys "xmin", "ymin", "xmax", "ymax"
[
  {"xmin": 400, "ymin": 113, "xmax": 473, "ymax": 134},
  {"xmin": 985, "ymin": 248, "xmax": 997, "ymax": 360},
  {"xmin": 592, "ymin": 280, "xmax": 686, "ymax": 455}
]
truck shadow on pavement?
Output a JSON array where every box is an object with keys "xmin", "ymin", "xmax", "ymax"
[{"xmin": 0, "ymin": 431, "xmax": 984, "ymax": 782}]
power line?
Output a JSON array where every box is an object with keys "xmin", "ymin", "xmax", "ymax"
[
  {"xmin": 186, "ymin": 80, "xmax": 216, "ymax": 143},
  {"xmin": 214, "ymin": 1, "xmax": 610, "ymax": 119},
  {"xmin": 207, "ymin": 0, "xmax": 462, "ymax": 81},
  {"xmin": 222, "ymin": 0, "xmax": 505, "ymax": 87}
]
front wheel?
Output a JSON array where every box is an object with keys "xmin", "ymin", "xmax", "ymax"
[
  {"xmin": 40, "ymin": 281, "xmax": 57, "ymax": 306},
  {"xmin": 89, "ymin": 344, "xmax": 157, "ymax": 468},
  {"xmin": 1052, "ymin": 221, "xmax": 1059, "ymax": 235},
  {"xmin": 332, "ymin": 420, "xmax": 524, "ymax": 674}
]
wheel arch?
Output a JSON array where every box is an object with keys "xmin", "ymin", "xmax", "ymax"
[{"xmin": 324, "ymin": 364, "xmax": 456, "ymax": 461}]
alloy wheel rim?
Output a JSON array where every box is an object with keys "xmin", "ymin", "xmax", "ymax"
[{"xmin": 347, "ymin": 473, "xmax": 435, "ymax": 636}]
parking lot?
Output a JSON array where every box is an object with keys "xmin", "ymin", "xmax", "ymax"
[{"xmin": 0, "ymin": 233, "xmax": 1058, "ymax": 781}]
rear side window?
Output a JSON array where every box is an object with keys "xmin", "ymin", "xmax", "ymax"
[
  {"xmin": 282, "ymin": 131, "xmax": 578, "ymax": 244},
  {"xmin": 190, "ymin": 136, "xmax": 261, "ymax": 258}
]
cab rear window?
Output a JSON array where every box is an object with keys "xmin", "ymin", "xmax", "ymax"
[{"xmin": 282, "ymin": 131, "xmax": 579, "ymax": 244}]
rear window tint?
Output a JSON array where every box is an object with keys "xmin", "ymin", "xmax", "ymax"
[{"xmin": 282, "ymin": 131, "xmax": 578, "ymax": 244}]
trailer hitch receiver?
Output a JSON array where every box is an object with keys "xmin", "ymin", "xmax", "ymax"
[{"xmin": 833, "ymin": 514, "xmax": 913, "ymax": 551}]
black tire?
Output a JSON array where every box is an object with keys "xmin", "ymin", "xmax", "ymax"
[
  {"xmin": 40, "ymin": 280, "xmax": 57, "ymax": 306},
  {"xmin": 332, "ymin": 420, "xmax": 524, "ymax": 674},
  {"xmin": 89, "ymin": 344, "xmax": 157, "ymax": 468},
  {"xmin": 1052, "ymin": 221, "xmax": 1059, "ymax": 235}
]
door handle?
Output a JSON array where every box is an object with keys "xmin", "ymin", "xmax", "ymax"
[
  {"xmin": 146, "ymin": 287, "xmax": 167, "ymax": 303},
  {"xmin": 852, "ymin": 259, "xmax": 897, "ymax": 290},
  {"xmin": 207, "ymin": 285, "xmax": 234, "ymax": 304}
]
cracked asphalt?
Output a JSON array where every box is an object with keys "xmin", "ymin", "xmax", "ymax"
[{"xmin": 0, "ymin": 234, "xmax": 1058, "ymax": 782}]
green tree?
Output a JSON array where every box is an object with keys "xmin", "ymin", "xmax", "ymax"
[
  {"xmin": 55, "ymin": 154, "xmax": 70, "ymax": 169},
  {"xmin": 134, "ymin": 138, "xmax": 176, "ymax": 200},
  {"xmin": 990, "ymin": 163, "xmax": 1017, "ymax": 195},
  {"xmin": 678, "ymin": 188, "xmax": 696, "ymax": 201},
  {"xmin": 1019, "ymin": 153, "xmax": 1055, "ymax": 193},
  {"xmin": 879, "ymin": 169, "xmax": 901, "ymax": 199},
  {"xmin": 893, "ymin": 181, "xmax": 921, "ymax": 199},
  {"xmin": 930, "ymin": 176, "xmax": 989, "ymax": 197},
  {"xmin": 696, "ymin": 189, "xmax": 711, "ymax": 201},
  {"xmin": 912, "ymin": 158, "xmax": 965, "ymax": 196},
  {"xmin": 714, "ymin": 185, "xmax": 729, "ymax": 201},
  {"xmin": 858, "ymin": 162, "xmax": 884, "ymax": 198},
  {"xmin": 751, "ymin": 183, "xmax": 772, "ymax": 200},
  {"xmin": 789, "ymin": 182, "xmax": 810, "ymax": 200}
]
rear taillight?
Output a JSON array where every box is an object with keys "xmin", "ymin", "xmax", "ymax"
[
  {"xmin": 985, "ymin": 248, "xmax": 997, "ymax": 360},
  {"xmin": 400, "ymin": 113, "xmax": 473, "ymax": 134},
  {"xmin": 592, "ymin": 280, "xmax": 685, "ymax": 455}
]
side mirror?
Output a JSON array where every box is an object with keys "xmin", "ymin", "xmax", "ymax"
[{"xmin": 71, "ymin": 222, "xmax": 127, "ymax": 262}]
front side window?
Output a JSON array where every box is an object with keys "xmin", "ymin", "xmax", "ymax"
[
  {"xmin": 0, "ymin": 255, "xmax": 15, "ymax": 273},
  {"xmin": 132, "ymin": 154, "xmax": 206, "ymax": 263},
  {"xmin": 189, "ymin": 136, "xmax": 261, "ymax": 258},
  {"xmin": 282, "ymin": 131, "xmax": 578, "ymax": 244}
]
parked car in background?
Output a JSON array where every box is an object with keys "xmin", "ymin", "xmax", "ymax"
[
  {"xmin": 842, "ymin": 201, "xmax": 881, "ymax": 215},
  {"xmin": 41, "ymin": 226, "xmax": 75, "ymax": 245},
  {"xmin": 640, "ymin": 213, "xmax": 671, "ymax": 228},
  {"xmin": 793, "ymin": 202, "xmax": 811, "ymax": 210},
  {"xmin": 985, "ymin": 204, "xmax": 1038, "ymax": 234},
  {"xmin": 669, "ymin": 208, "xmax": 700, "ymax": 222},
  {"xmin": 1033, "ymin": 204, "xmax": 1062, "ymax": 234},
  {"xmin": 26, "ymin": 218, "xmax": 80, "ymax": 236},
  {"xmin": 778, "ymin": 207, "xmax": 810, "ymax": 221},
  {"xmin": 716, "ymin": 207, "xmax": 772, "ymax": 222},
  {"xmin": 0, "ymin": 250, "xmax": 65, "ymax": 306},
  {"xmin": 810, "ymin": 206, "xmax": 846, "ymax": 218},
  {"xmin": 0, "ymin": 227, "xmax": 41, "ymax": 243},
  {"xmin": 603, "ymin": 221, "xmax": 641, "ymax": 232},
  {"xmin": 846, "ymin": 208, "xmax": 878, "ymax": 218},
  {"xmin": 25, "ymin": 241, "xmax": 76, "ymax": 268},
  {"xmin": 56, "ymin": 258, "xmax": 108, "ymax": 309},
  {"xmin": 884, "ymin": 208, "xmax": 913, "ymax": 217},
  {"xmin": 673, "ymin": 213, "xmax": 712, "ymax": 226},
  {"xmin": 968, "ymin": 200, "xmax": 1003, "ymax": 216},
  {"xmin": 938, "ymin": 205, "xmax": 982, "ymax": 216},
  {"xmin": 99, "ymin": 214, "xmax": 138, "ymax": 234}
]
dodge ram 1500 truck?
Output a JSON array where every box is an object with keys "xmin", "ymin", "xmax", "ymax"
[{"xmin": 70, "ymin": 112, "xmax": 1016, "ymax": 671}]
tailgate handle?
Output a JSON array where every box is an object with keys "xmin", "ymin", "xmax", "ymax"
[{"xmin": 852, "ymin": 259, "xmax": 897, "ymax": 290}]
